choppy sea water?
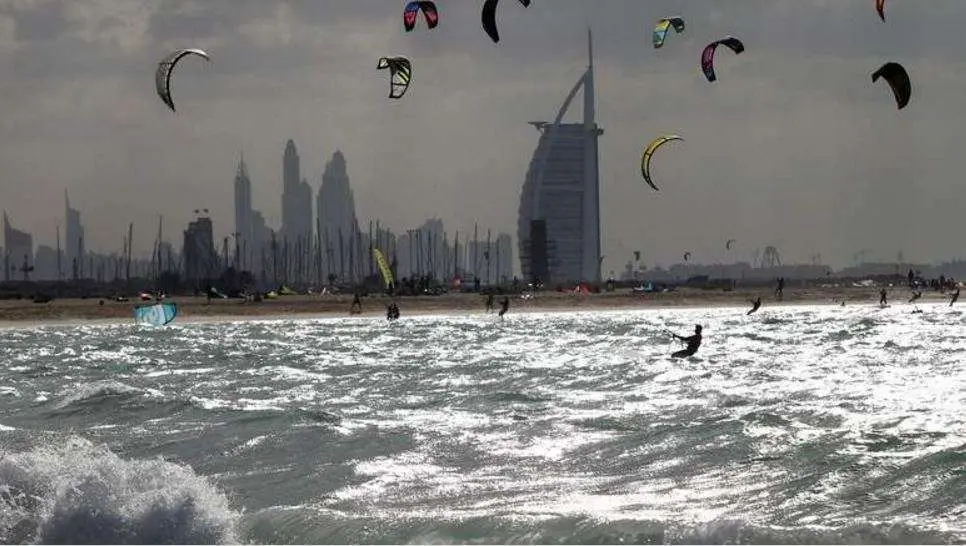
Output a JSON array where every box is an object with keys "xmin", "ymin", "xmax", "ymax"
[{"xmin": 2, "ymin": 303, "xmax": 966, "ymax": 544}]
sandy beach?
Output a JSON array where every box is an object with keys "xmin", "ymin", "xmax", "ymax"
[{"xmin": 0, "ymin": 284, "xmax": 949, "ymax": 325}]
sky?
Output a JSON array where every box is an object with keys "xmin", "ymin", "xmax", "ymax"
[{"xmin": 0, "ymin": 0, "xmax": 964, "ymax": 274}]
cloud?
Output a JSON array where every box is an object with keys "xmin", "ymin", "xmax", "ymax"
[{"xmin": 0, "ymin": 0, "xmax": 964, "ymax": 272}]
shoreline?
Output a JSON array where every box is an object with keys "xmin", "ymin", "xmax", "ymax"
[{"xmin": 0, "ymin": 286, "xmax": 950, "ymax": 328}]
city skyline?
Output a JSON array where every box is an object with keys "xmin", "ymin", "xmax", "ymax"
[{"xmin": 3, "ymin": 2, "xmax": 966, "ymax": 271}]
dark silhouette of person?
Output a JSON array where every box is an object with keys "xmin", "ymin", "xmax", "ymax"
[
  {"xmin": 485, "ymin": 293, "xmax": 494, "ymax": 313},
  {"xmin": 950, "ymin": 288, "xmax": 960, "ymax": 307},
  {"xmin": 350, "ymin": 291, "xmax": 362, "ymax": 314},
  {"xmin": 747, "ymin": 297, "xmax": 762, "ymax": 315},
  {"xmin": 498, "ymin": 296, "xmax": 510, "ymax": 318},
  {"xmin": 671, "ymin": 325, "xmax": 703, "ymax": 358},
  {"xmin": 909, "ymin": 290, "xmax": 922, "ymax": 304},
  {"xmin": 775, "ymin": 277, "xmax": 785, "ymax": 300},
  {"xmin": 879, "ymin": 289, "xmax": 888, "ymax": 307},
  {"xmin": 908, "ymin": 268, "xmax": 915, "ymax": 287}
]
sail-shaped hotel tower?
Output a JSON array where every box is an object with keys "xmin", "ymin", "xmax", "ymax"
[{"xmin": 517, "ymin": 29, "xmax": 603, "ymax": 284}]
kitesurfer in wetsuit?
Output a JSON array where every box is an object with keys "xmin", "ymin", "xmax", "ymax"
[
  {"xmin": 909, "ymin": 290, "xmax": 922, "ymax": 304},
  {"xmin": 498, "ymin": 296, "xmax": 510, "ymax": 318},
  {"xmin": 671, "ymin": 325, "xmax": 703, "ymax": 358},
  {"xmin": 950, "ymin": 287, "xmax": 960, "ymax": 307},
  {"xmin": 747, "ymin": 297, "xmax": 762, "ymax": 315},
  {"xmin": 879, "ymin": 289, "xmax": 888, "ymax": 307}
]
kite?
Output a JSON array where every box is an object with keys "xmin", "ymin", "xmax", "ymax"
[
  {"xmin": 377, "ymin": 57, "xmax": 412, "ymax": 99},
  {"xmin": 641, "ymin": 135, "xmax": 684, "ymax": 191},
  {"xmin": 872, "ymin": 62, "xmax": 911, "ymax": 109},
  {"xmin": 134, "ymin": 302, "xmax": 178, "ymax": 326},
  {"xmin": 683, "ymin": 252, "xmax": 692, "ymax": 262},
  {"xmin": 404, "ymin": 1, "xmax": 439, "ymax": 31},
  {"xmin": 482, "ymin": 0, "xmax": 531, "ymax": 44},
  {"xmin": 726, "ymin": 239, "xmax": 736, "ymax": 250},
  {"xmin": 373, "ymin": 248, "xmax": 395, "ymax": 289},
  {"xmin": 653, "ymin": 16, "xmax": 685, "ymax": 49},
  {"xmin": 155, "ymin": 48, "xmax": 210, "ymax": 112},
  {"xmin": 876, "ymin": 0, "xmax": 885, "ymax": 21},
  {"xmin": 701, "ymin": 36, "xmax": 744, "ymax": 82}
]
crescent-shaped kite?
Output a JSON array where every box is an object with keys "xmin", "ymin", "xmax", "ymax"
[
  {"xmin": 377, "ymin": 56, "xmax": 413, "ymax": 99},
  {"xmin": 481, "ymin": 0, "xmax": 531, "ymax": 44},
  {"xmin": 155, "ymin": 48, "xmax": 210, "ymax": 112},
  {"xmin": 872, "ymin": 62, "xmax": 911, "ymax": 109},
  {"xmin": 875, "ymin": 0, "xmax": 886, "ymax": 21},
  {"xmin": 404, "ymin": 1, "xmax": 439, "ymax": 32},
  {"xmin": 653, "ymin": 16, "xmax": 685, "ymax": 49},
  {"xmin": 701, "ymin": 36, "xmax": 744, "ymax": 83},
  {"xmin": 641, "ymin": 135, "xmax": 684, "ymax": 191}
]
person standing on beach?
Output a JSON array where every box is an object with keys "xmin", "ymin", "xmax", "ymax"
[
  {"xmin": 879, "ymin": 289, "xmax": 888, "ymax": 307},
  {"xmin": 775, "ymin": 278, "xmax": 785, "ymax": 300},
  {"xmin": 670, "ymin": 325, "xmax": 703, "ymax": 359},
  {"xmin": 350, "ymin": 291, "xmax": 362, "ymax": 314},
  {"xmin": 747, "ymin": 297, "xmax": 762, "ymax": 315},
  {"xmin": 485, "ymin": 293, "xmax": 494, "ymax": 313},
  {"xmin": 498, "ymin": 296, "xmax": 510, "ymax": 318}
]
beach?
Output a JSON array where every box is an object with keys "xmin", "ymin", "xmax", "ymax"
[{"xmin": 0, "ymin": 284, "xmax": 946, "ymax": 324}]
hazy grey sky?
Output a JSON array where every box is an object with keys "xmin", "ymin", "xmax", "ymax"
[{"xmin": 0, "ymin": 0, "xmax": 964, "ymax": 272}]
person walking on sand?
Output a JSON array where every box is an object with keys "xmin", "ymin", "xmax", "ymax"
[
  {"xmin": 775, "ymin": 277, "xmax": 785, "ymax": 300},
  {"xmin": 879, "ymin": 289, "xmax": 888, "ymax": 307},
  {"xmin": 669, "ymin": 325, "xmax": 703, "ymax": 359}
]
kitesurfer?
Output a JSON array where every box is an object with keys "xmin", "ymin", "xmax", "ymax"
[
  {"xmin": 909, "ymin": 290, "xmax": 922, "ymax": 304},
  {"xmin": 879, "ymin": 289, "xmax": 888, "ymax": 307},
  {"xmin": 747, "ymin": 297, "xmax": 762, "ymax": 315},
  {"xmin": 498, "ymin": 296, "xmax": 510, "ymax": 318},
  {"xmin": 670, "ymin": 325, "xmax": 703, "ymax": 358},
  {"xmin": 950, "ymin": 287, "xmax": 960, "ymax": 307}
]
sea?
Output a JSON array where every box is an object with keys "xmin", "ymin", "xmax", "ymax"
[{"xmin": 2, "ymin": 303, "xmax": 966, "ymax": 544}]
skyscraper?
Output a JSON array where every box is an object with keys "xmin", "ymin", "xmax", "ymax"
[
  {"xmin": 182, "ymin": 214, "xmax": 216, "ymax": 284},
  {"xmin": 317, "ymin": 150, "xmax": 360, "ymax": 281},
  {"xmin": 233, "ymin": 153, "xmax": 253, "ymax": 268},
  {"xmin": 280, "ymin": 139, "xmax": 313, "ymax": 246},
  {"xmin": 518, "ymin": 29, "xmax": 602, "ymax": 284},
  {"xmin": 65, "ymin": 190, "xmax": 84, "ymax": 279},
  {"xmin": 3, "ymin": 212, "xmax": 33, "ymax": 281}
]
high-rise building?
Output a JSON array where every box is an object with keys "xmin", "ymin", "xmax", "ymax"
[
  {"xmin": 3, "ymin": 212, "xmax": 33, "ymax": 281},
  {"xmin": 182, "ymin": 214, "xmax": 217, "ymax": 284},
  {"xmin": 518, "ymin": 29, "xmax": 602, "ymax": 284},
  {"xmin": 496, "ymin": 233, "xmax": 513, "ymax": 282},
  {"xmin": 34, "ymin": 245, "xmax": 58, "ymax": 280},
  {"xmin": 233, "ymin": 153, "xmax": 253, "ymax": 269},
  {"xmin": 317, "ymin": 150, "xmax": 360, "ymax": 282},
  {"xmin": 65, "ymin": 190, "xmax": 84, "ymax": 280},
  {"xmin": 280, "ymin": 139, "xmax": 313, "ymax": 246}
]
